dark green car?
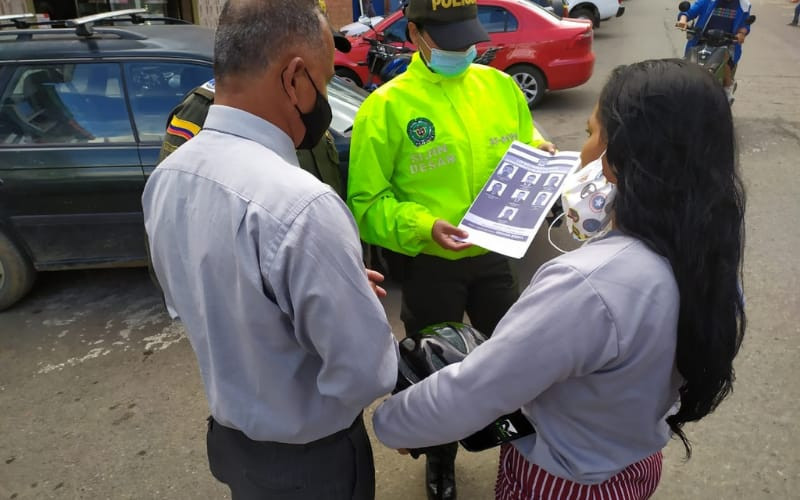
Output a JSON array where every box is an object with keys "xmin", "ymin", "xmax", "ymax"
[{"xmin": 0, "ymin": 12, "xmax": 365, "ymax": 310}]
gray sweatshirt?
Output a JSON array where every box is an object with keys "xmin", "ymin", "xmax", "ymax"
[{"xmin": 373, "ymin": 231, "xmax": 682, "ymax": 484}]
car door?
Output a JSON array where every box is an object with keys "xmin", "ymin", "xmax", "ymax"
[
  {"xmin": 0, "ymin": 61, "xmax": 146, "ymax": 269},
  {"xmin": 122, "ymin": 60, "xmax": 213, "ymax": 178}
]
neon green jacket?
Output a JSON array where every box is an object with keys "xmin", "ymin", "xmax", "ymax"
[{"xmin": 347, "ymin": 53, "xmax": 545, "ymax": 260}]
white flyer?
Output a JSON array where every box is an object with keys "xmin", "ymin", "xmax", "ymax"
[{"xmin": 458, "ymin": 141, "xmax": 580, "ymax": 259}]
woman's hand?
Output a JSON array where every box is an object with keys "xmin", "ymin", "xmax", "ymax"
[{"xmin": 366, "ymin": 268, "xmax": 387, "ymax": 298}]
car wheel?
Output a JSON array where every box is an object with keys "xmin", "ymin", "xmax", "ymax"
[
  {"xmin": 507, "ymin": 65, "xmax": 546, "ymax": 108},
  {"xmin": 571, "ymin": 6, "xmax": 600, "ymax": 28},
  {"xmin": 335, "ymin": 67, "xmax": 363, "ymax": 88},
  {"xmin": 0, "ymin": 230, "xmax": 36, "ymax": 311}
]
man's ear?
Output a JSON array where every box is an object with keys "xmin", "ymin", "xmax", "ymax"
[
  {"xmin": 406, "ymin": 21, "xmax": 419, "ymax": 44},
  {"xmin": 281, "ymin": 57, "xmax": 306, "ymax": 107}
]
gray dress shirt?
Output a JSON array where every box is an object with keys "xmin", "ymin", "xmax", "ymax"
[
  {"xmin": 373, "ymin": 232, "xmax": 682, "ymax": 483},
  {"xmin": 143, "ymin": 105, "xmax": 397, "ymax": 444}
]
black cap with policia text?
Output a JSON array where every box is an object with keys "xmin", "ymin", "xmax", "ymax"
[{"xmin": 404, "ymin": 0, "xmax": 490, "ymax": 51}]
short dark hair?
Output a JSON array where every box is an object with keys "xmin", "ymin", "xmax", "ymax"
[{"xmin": 214, "ymin": 0, "xmax": 325, "ymax": 82}]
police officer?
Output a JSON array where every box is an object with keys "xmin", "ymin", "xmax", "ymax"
[
  {"xmin": 158, "ymin": 25, "xmax": 352, "ymax": 199},
  {"xmin": 346, "ymin": 0, "xmax": 555, "ymax": 498}
]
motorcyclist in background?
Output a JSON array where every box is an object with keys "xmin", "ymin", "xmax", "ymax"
[{"xmin": 677, "ymin": 0, "xmax": 752, "ymax": 102}]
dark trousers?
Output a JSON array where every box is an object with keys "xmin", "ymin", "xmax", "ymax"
[
  {"xmin": 399, "ymin": 252, "xmax": 519, "ymax": 337},
  {"xmin": 399, "ymin": 252, "xmax": 519, "ymax": 464},
  {"xmin": 206, "ymin": 414, "xmax": 374, "ymax": 500}
]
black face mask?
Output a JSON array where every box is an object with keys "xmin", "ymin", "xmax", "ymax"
[{"xmin": 285, "ymin": 68, "xmax": 332, "ymax": 150}]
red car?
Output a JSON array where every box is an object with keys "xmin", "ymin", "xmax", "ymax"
[{"xmin": 334, "ymin": 0, "xmax": 594, "ymax": 107}]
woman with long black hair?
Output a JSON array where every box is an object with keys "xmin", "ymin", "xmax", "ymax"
[{"xmin": 372, "ymin": 58, "xmax": 746, "ymax": 499}]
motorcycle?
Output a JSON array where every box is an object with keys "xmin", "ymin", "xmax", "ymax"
[
  {"xmin": 359, "ymin": 34, "xmax": 414, "ymax": 91},
  {"xmin": 677, "ymin": 1, "xmax": 755, "ymax": 104}
]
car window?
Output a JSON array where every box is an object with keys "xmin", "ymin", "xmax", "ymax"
[
  {"xmin": 525, "ymin": 0, "xmax": 563, "ymax": 20},
  {"xmin": 0, "ymin": 63, "xmax": 134, "ymax": 146},
  {"xmin": 383, "ymin": 16, "xmax": 408, "ymax": 43},
  {"xmin": 124, "ymin": 62, "xmax": 213, "ymax": 142},
  {"xmin": 478, "ymin": 6, "xmax": 519, "ymax": 33}
]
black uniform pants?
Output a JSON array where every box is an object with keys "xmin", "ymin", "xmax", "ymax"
[
  {"xmin": 206, "ymin": 414, "xmax": 374, "ymax": 500},
  {"xmin": 399, "ymin": 252, "xmax": 519, "ymax": 338},
  {"xmin": 399, "ymin": 252, "xmax": 520, "ymax": 463}
]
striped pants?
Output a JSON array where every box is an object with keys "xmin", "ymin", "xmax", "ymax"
[{"xmin": 495, "ymin": 444, "xmax": 663, "ymax": 500}]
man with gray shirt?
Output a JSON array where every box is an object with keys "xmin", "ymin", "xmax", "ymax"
[{"xmin": 142, "ymin": 0, "xmax": 397, "ymax": 498}]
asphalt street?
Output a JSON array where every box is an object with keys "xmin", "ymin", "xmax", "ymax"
[{"xmin": 1, "ymin": 0, "xmax": 798, "ymax": 498}]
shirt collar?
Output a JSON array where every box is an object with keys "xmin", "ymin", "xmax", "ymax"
[{"xmin": 203, "ymin": 104, "xmax": 298, "ymax": 166}]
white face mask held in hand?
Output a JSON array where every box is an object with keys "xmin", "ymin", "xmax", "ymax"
[{"xmin": 560, "ymin": 151, "xmax": 616, "ymax": 242}]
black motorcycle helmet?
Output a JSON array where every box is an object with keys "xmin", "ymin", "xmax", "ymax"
[
  {"xmin": 394, "ymin": 322, "xmax": 536, "ymax": 453},
  {"xmin": 395, "ymin": 322, "xmax": 486, "ymax": 393}
]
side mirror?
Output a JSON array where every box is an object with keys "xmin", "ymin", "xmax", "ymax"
[
  {"xmin": 745, "ymin": 14, "xmax": 756, "ymax": 25},
  {"xmin": 678, "ymin": 1, "xmax": 691, "ymax": 12}
]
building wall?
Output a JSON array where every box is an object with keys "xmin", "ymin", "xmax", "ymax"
[
  {"xmin": 194, "ymin": 0, "xmax": 353, "ymax": 30},
  {"xmin": 0, "ymin": 0, "xmax": 30, "ymax": 15},
  {"xmin": 194, "ymin": 0, "xmax": 221, "ymax": 27},
  {"xmin": 326, "ymin": 0, "xmax": 355, "ymax": 30}
]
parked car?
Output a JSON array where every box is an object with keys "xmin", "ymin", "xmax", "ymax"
[
  {"xmin": 334, "ymin": 0, "xmax": 595, "ymax": 107},
  {"xmin": 340, "ymin": 15, "xmax": 385, "ymax": 36},
  {"xmin": 565, "ymin": 0, "xmax": 625, "ymax": 28},
  {"xmin": 0, "ymin": 10, "xmax": 367, "ymax": 310}
]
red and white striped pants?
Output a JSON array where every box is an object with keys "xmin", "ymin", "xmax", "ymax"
[{"xmin": 495, "ymin": 443, "xmax": 663, "ymax": 500}]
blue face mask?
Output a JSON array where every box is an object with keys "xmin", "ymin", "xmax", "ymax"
[{"xmin": 419, "ymin": 37, "xmax": 477, "ymax": 77}]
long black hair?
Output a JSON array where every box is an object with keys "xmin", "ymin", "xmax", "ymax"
[{"xmin": 598, "ymin": 59, "xmax": 746, "ymax": 457}]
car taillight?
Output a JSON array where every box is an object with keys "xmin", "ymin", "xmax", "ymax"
[{"xmin": 569, "ymin": 29, "xmax": 593, "ymax": 50}]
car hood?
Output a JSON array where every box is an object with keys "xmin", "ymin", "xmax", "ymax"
[{"xmin": 328, "ymin": 75, "xmax": 368, "ymax": 137}]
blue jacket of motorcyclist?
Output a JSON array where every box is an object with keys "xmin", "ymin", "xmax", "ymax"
[{"xmin": 679, "ymin": 0, "xmax": 752, "ymax": 64}]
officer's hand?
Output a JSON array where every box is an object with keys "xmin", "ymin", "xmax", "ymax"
[
  {"xmin": 538, "ymin": 141, "xmax": 557, "ymax": 154},
  {"xmin": 735, "ymin": 31, "xmax": 746, "ymax": 44},
  {"xmin": 676, "ymin": 16, "xmax": 688, "ymax": 29},
  {"xmin": 366, "ymin": 268, "xmax": 388, "ymax": 298},
  {"xmin": 432, "ymin": 220, "xmax": 473, "ymax": 251}
]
